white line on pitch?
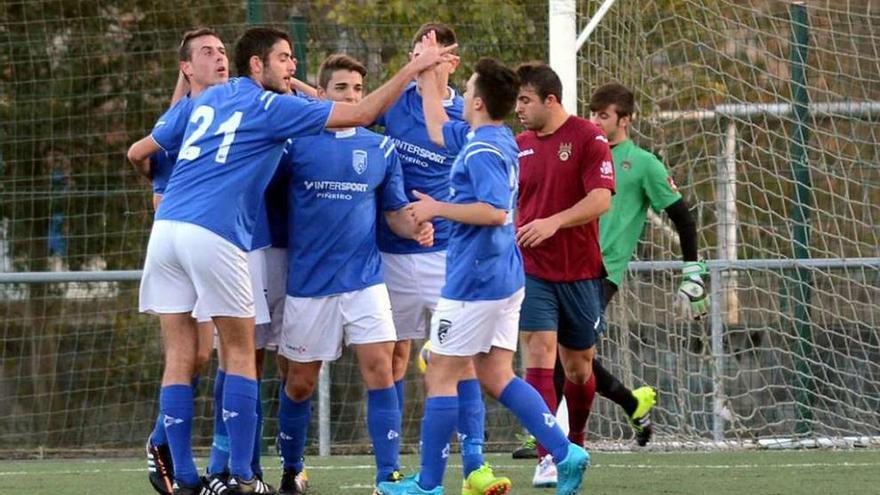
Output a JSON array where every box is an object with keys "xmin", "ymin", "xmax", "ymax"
[{"xmin": 1, "ymin": 461, "xmax": 878, "ymax": 477}]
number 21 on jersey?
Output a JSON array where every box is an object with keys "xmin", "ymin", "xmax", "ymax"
[{"xmin": 179, "ymin": 105, "xmax": 242, "ymax": 164}]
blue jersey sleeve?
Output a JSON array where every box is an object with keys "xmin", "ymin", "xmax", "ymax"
[
  {"xmin": 442, "ymin": 120, "xmax": 472, "ymax": 154},
  {"xmin": 150, "ymin": 98, "xmax": 191, "ymax": 153},
  {"xmin": 379, "ymin": 145, "xmax": 409, "ymax": 212},
  {"xmin": 465, "ymin": 146, "xmax": 513, "ymax": 210},
  {"xmin": 150, "ymin": 150, "xmax": 176, "ymax": 194},
  {"xmin": 263, "ymin": 93, "xmax": 334, "ymax": 141}
]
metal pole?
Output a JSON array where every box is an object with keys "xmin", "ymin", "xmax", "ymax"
[
  {"xmin": 719, "ymin": 121, "xmax": 740, "ymax": 324},
  {"xmin": 549, "ymin": 0, "xmax": 578, "ymax": 114},
  {"xmin": 246, "ymin": 0, "xmax": 263, "ymax": 25},
  {"xmin": 789, "ymin": 1, "xmax": 814, "ymax": 435},
  {"xmin": 710, "ymin": 265, "xmax": 725, "ymax": 442},
  {"xmin": 289, "ymin": 16, "xmax": 308, "ymax": 81},
  {"xmin": 318, "ymin": 362, "xmax": 331, "ymax": 456}
]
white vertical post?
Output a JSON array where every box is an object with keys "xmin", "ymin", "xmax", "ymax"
[
  {"xmin": 709, "ymin": 265, "xmax": 725, "ymax": 442},
  {"xmin": 719, "ymin": 121, "xmax": 740, "ymax": 324},
  {"xmin": 549, "ymin": 0, "xmax": 578, "ymax": 114},
  {"xmin": 318, "ymin": 362, "xmax": 331, "ymax": 456}
]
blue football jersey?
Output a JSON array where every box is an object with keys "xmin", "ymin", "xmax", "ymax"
[
  {"xmin": 375, "ymin": 82, "xmax": 464, "ymax": 254},
  {"xmin": 440, "ymin": 121, "xmax": 524, "ymax": 301},
  {"xmin": 263, "ymin": 161, "xmax": 289, "ymax": 249},
  {"xmin": 150, "ymin": 150, "xmax": 175, "ymax": 194},
  {"xmin": 149, "ymin": 96, "xmax": 192, "ymax": 194},
  {"xmin": 281, "ymin": 127, "xmax": 408, "ymax": 297},
  {"xmin": 151, "ymin": 77, "xmax": 333, "ymax": 251}
]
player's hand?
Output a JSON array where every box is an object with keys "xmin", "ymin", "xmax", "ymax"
[
  {"xmin": 177, "ymin": 69, "xmax": 191, "ymax": 87},
  {"xmin": 414, "ymin": 221, "xmax": 434, "ymax": 248},
  {"xmin": 406, "ymin": 190, "xmax": 439, "ymax": 224},
  {"xmin": 516, "ymin": 217, "xmax": 562, "ymax": 248},
  {"xmin": 409, "ymin": 30, "xmax": 459, "ymax": 73},
  {"xmin": 676, "ymin": 261, "xmax": 709, "ymax": 320}
]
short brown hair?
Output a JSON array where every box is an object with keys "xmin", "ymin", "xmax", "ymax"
[
  {"xmin": 411, "ymin": 22, "xmax": 457, "ymax": 48},
  {"xmin": 234, "ymin": 27, "xmax": 292, "ymax": 76},
  {"xmin": 318, "ymin": 54, "xmax": 367, "ymax": 89},
  {"xmin": 589, "ymin": 82, "xmax": 635, "ymax": 118},
  {"xmin": 473, "ymin": 58, "xmax": 519, "ymax": 120},
  {"xmin": 178, "ymin": 27, "xmax": 221, "ymax": 62},
  {"xmin": 516, "ymin": 62, "xmax": 563, "ymax": 103}
]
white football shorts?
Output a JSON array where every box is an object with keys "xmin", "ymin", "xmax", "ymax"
[
  {"xmin": 380, "ymin": 251, "xmax": 446, "ymax": 341},
  {"xmin": 279, "ymin": 283, "xmax": 396, "ymax": 363},
  {"xmin": 139, "ymin": 220, "xmax": 254, "ymax": 319},
  {"xmin": 429, "ymin": 288, "xmax": 525, "ymax": 357}
]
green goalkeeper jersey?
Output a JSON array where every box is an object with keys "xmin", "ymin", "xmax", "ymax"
[{"xmin": 600, "ymin": 139, "xmax": 682, "ymax": 285}]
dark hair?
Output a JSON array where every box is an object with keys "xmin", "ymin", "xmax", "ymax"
[
  {"xmin": 411, "ymin": 22, "xmax": 457, "ymax": 49},
  {"xmin": 234, "ymin": 27, "xmax": 292, "ymax": 76},
  {"xmin": 318, "ymin": 54, "xmax": 367, "ymax": 89},
  {"xmin": 473, "ymin": 58, "xmax": 519, "ymax": 120},
  {"xmin": 178, "ymin": 27, "xmax": 221, "ymax": 62},
  {"xmin": 516, "ymin": 61, "xmax": 563, "ymax": 103},
  {"xmin": 589, "ymin": 82, "xmax": 635, "ymax": 118}
]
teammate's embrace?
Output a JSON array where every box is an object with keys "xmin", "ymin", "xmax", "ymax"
[
  {"xmin": 377, "ymin": 58, "xmax": 589, "ymax": 495},
  {"xmin": 131, "ymin": 26, "xmax": 455, "ymax": 495},
  {"xmin": 273, "ymin": 54, "xmax": 433, "ymax": 495}
]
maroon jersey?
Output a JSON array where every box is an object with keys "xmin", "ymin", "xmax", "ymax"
[{"xmin": 516, "ymin": 116, "xmax": 615, "ymax": 282}]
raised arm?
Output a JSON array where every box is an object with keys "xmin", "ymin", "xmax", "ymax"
[
  {"xmin": 170, "ymin": 71, "xmax": 190, "ymax": 106},
  {"xmin": 325, "ymin": 31, "xmax": 457, "ymax": 128},
  {"xmin": 290, "ymin": 77, "xmax": 318, "ymax": 98},
  {"xmin": 420, "ymin": 67, "xmax": 449, "ymax": 147}
]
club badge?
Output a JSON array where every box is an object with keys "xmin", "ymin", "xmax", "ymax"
[{"xmin": 558, "ymin": 142, "xmax": 572, "ymax": 161}]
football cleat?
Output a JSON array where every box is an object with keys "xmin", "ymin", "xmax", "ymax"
[
  {"xmin": 511, "ymin": 433, "xmax": 538, "ymax": 459},
  {"xmin": 227, "ymin": 475, "xmax": 276, "ymax": 495},
  {"xmin": 629, "ymin": 386, "xmax": 657, "ymax": 446},
  {"xmin": 147, "ymin": 439, "xmax": 175, "ymax": 495},
  {"xmin": 462, "ymin": 463, "xmax": 511, "ymax": 495},
  {"xmin": 554, "ymin": 444, "xmax": 590, "ymax": 495},
  {"xmin": 278, "ymin": 468, "xmax": 308, "ymax": 495},
  {"xmin": 532, "ymin": 454, "xmax": 557, "ymax": 488}
]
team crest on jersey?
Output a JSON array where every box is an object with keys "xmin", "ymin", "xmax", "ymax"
[
  {"xmin": 557, "ymin": 142, "xmax": 572, "ymax": 161},
  {"xmin": 621, "ymin": 160, "xmax": 632, "ymax": 170},
  {"xmin": 352, "ymin": 150, "xmax": 368, "ymax": 175}
]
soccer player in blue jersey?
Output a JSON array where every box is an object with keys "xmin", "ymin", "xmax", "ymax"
[
  {"xmin": 377, "ymin": 58, "xmax": 590, "ymax": 495},
  {"xmin": 375, "ymin": 23, "xmax": 504, "ymax": 493},
  {"xmin": 127, "ymin": 27, "xmax": 228, "ymax": 495},
  {"xmin": 130, "ymin": 26, "xmax": 455, "ymax": 495},
  {"xmin": 273, "ymin": 54, "xmax": 434, "ymax": 495}
]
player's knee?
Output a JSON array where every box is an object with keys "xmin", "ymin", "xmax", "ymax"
[
  {"xmin": 564, "ymin": 359, "xmax": 594, "ymax": 384},
  {"xmin": 475, "ymin": 368, "xmax": 510, "ymax": 399},
  {"xmin": 194, "ymin": 349, "xmax": 212, "ymax": 374},
  {"xmin": 361, "ymin": 359, "xmax": 394, "ymax": 389},
  {"xmin": 391, "ymin": 355, "xmax": 408, "ymax": 381},
  {"xmin": 286, "ymin": 375, "xmax": 317, "ymax": 402},
  {"xmin": 525, "ymin": 334, "xmax": 555, "ymax": 358}
]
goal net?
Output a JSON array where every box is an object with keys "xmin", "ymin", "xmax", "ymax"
[{"xmin": 577, "ymin": 0, "xmax": 879, "ymax": 447}]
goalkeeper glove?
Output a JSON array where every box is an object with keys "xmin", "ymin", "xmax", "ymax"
[{"xmin": 677, "ymin": 261, "xmax": 709, "ymax": 320}]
